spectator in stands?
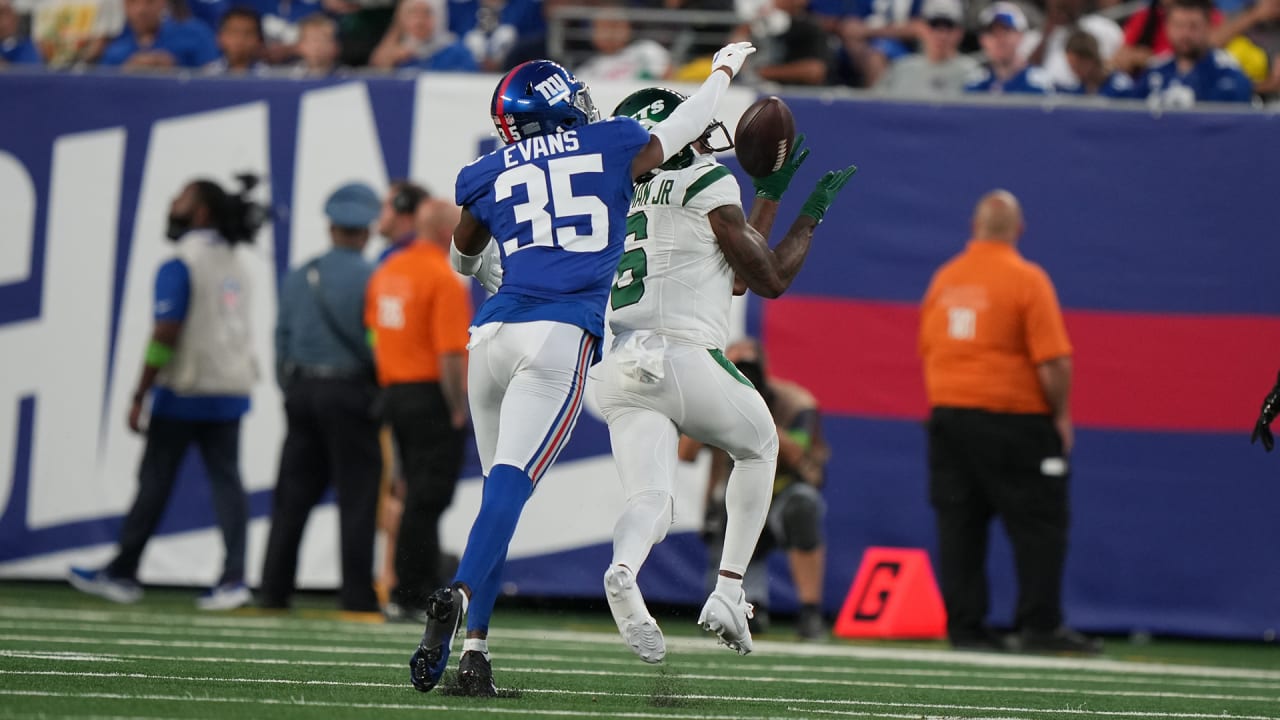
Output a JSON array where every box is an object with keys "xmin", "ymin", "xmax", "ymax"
[
  {"xmin": 69, "ymin": 177, "xmax": 262, "ymax": 611},
  {"xmin": 99, "ymin": 0, "xmax": 221, "ymax": 69},
  {"xmin": 452, "ymin": 0, "xmax": 545, "ymax": 70},
  {"xmin": 1136, "ymin": 0, "xmax": 1253, "ymax": 104},
  {"xmin": 289, "ymin": 12, "xmax": 341, "ymax": 76},
  {"xmin": 1058, "ymin": 28, "xmax": 1136, "ymax": 95},
  {"xmin": 252, "ymin": 0, "xmax": 324, "ymax": 63},
  {"xmin": 825, "ymin": 0, "xmax": 923, "ymax": 88},
  {"xmin": 369, "ymin": 0, "xmax": 477, "ymax": 71},
  {"xmin": 1113, "ymin": 0, "xmax": 1223, "ymax": 74},
  {"xmin": 186, "ymin": 0, "xmax": 231, "ymax": 34},
  {"xmin": 747, "ymin": 0, "xmax": 833, "ymax": 85},
  {"xmin": 919, "ymin": 189, "xmax": 1099, "ymax": 655},
  {"xmin": 1021, "ymin": 0, "xmax": 1124, "ymax": 88},
  {"xmin": 366, "ymin": 198, "xmax": 471, "ymax": 621},
  {"xmin": 876, "ymin": 0, "xmax": 979, "ymax": 96},
  {"xmin": 965, "ymin": 2, "xmax": 1053, "ymax": 94},
  {"xmin": 686, "ymin": 338, "xmax": 831, "ymax": 641},
  {"xmin": 261, "ymin": 182, "xmax": 383, "ymax": 614},
  {"xmin": 0, "ymin": 0, "xmax": 42, "ymax": 65},
  {"xmin": 206, "ymin": 6, "xmax": 265, "ymax": 74},
  {"xmin": 574, "ymin": 6, "xmax": 671, "ymax": 81},
  {"xmin": 376, "ymin": 180, "xmax": 429, "ymax": 262},
  {"xmin": 1212, "ymin": 0, "xmax": 1280, "ymax": 96}
]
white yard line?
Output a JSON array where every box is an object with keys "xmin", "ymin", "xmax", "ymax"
[
  {"xmin": 2, "ymin": 604, "xmax": 1277, "ymax": 683},
  {"xmin": 3, "ymin": 666, "xmax": 1279, "ymax": 706},
  {"xmin": 6, "ymin": 647, "xmax": 1277, "ymax": 692}
]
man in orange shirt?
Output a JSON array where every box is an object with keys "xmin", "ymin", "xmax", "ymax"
[
  {"xmin": 367, "ymin": 198, "xmax": 472, "ymax": 620},
  {"xmin": 919, "ymin": 190, "xmax": 1098, "ymax": 655}
]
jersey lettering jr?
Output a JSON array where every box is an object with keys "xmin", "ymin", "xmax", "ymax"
[
  {"xmin": 456, "ymin": 117, "xmax": 651, "ymax": 340},
  {"xmin": 607, "ymin": 157, "xmax": 742, "ymax": 350}
]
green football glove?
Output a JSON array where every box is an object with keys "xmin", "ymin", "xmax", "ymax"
[
  {"xmin": 752, "ymin": 134, "xmax": 810, "ymax": 201},
  {"xmin": 800, "ymin": 165, "xmax": 858, "ymax": 224}
]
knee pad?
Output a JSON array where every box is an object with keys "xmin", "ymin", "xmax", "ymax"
[{"xmin": 780, "ymin": 490, "xmax": 824, "ymax": 551}]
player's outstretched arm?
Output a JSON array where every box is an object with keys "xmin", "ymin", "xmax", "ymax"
[
  {"xmin": 450, "ymin": 208, "xmax": 504, "ymax": 293},
  {"xmin": 631, "ymin": 42, "xmax": 756, "ymax": 181},
  {"xmin": 714, "ymin": 164, "xmax": 857, "ymax": 299}
]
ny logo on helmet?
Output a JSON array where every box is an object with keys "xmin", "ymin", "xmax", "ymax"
[{"xmin": 534, "ymin": 74, "xmax": 570, "ymax": 105}]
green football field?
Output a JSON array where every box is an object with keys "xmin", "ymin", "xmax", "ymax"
[{"xmin": 1, "ymin": 581, "xmax": 1277, "ymax": 719}]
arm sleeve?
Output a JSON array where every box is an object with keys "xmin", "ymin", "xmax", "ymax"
[
  {"xmin": 1024, "ymin": 266, "xmax": 1072, "ymax": 364},
  {"xmin": 153, "ymin": 259, "xmax": 190, "ymax": 321},
  {"xmin": 431, "ymin": 275, "xmax": 473, "ymax": 356},
  {"xmin": 649, "ymin": 70, "xmax": 730, "ymax": 164}
]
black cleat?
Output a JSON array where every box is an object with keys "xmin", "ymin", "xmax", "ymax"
[
  {"xmin": 1017, "ymin": 626, "xmax": 1103, "ymax": 656},
  {"xmin": 456, "ymin": 650, "xmax": 497, "ymax": 697},
  {"xmin": 408, "ymin": 583, "xmax": 466, "ymax": 692}
]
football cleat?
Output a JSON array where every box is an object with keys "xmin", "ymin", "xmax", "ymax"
[
  {"xmin": 68, "ymin": 567, "xmax": 142, "ymax": 604},
  {"xmin": 409, "ymin": 583, "xmax": 466, "ymax": 693},
  {"xmin": 456, "ymin": 650, "xmax": 498, "ymax": 697},
  {"xmin": 698, "ymin": 588, "xmax": 754, "ymax": 655},
  {"xmin": 603, "ymin": 565, "xmax": 665, "ymax": 664}
]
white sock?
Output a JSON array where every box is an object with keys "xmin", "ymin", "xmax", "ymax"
[
  {"xmin": 719, "ymin": 455, "xmax": 774, "ymax": 578},
  {"xmin": 462, "ymin": 638, "xmax": 489, "ymax": 658},
  {"xmin": 714, "ymin": 573, "xmax": 744, "ymax": 598}
]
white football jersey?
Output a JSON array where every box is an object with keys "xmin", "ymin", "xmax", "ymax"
[{"xmin": 607, "ymin": 155, "xmax": 742, "ymax": 350}]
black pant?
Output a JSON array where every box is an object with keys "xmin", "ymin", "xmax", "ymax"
[
  {"xmin": 927, "ymin": 407, "xmax": 1070, "ymax": 640},
  {"xmin": 260, "ymin": 377, "xmax": 382, "ymax": 612},
  {"xmin": 107, "ymin": 416, "xmax": 247, "ymax": 585},
  {"xmin": 383, "ymin": 382, "xmax": 464, "ymax": 611}
]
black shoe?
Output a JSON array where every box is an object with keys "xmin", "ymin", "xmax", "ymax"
[
  {"xmin": 408, "ymin": 583, "xmax": 466, "ymax": 693},
  {"xmin": 457, "ymin": 650, "xmax": 497, "ymax": 697},
  {"xmin": 796, "ymin": 605, "xmax": 827, "ymax": 641},
  {"xmin": 384, "ymin": 601, "xmax": 428, "ymax": 624},
  {"xmin": 746, "ymin": 605, "xmax": 770, "ymax": 635},
  {"xmin": 1018, "ymin": 626, "xmax": 1103, "ymax": 656}
]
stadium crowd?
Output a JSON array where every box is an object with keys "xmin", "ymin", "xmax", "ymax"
[{"xmin": 1, "ymin": 0, "xmax": 1276, "ymax": 105}]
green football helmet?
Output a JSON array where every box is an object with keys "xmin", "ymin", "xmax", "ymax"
[{"xmin": 612, "ymin": 87, "xmax": 734, "ymax": 181}]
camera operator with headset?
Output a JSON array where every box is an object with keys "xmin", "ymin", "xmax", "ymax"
[{"xmin": 70, "ymin": 175, "xmax": 266, "ymax": 612}]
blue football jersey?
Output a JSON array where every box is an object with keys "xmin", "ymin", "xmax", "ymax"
[
  {"xmin": 1136, "ymin": 50, "xmax": 1253, "ymax": 105},
  {"xmin": 965, "ymin": 65, "xmax": 1052, "ymax": 95},
  {"xmin": 1057, "ymin": 71, "xmax": 1136, "ymax": 99},
  {"xmin": 456, "ymin": 117, "xmax": 651, "ymax": 339}
]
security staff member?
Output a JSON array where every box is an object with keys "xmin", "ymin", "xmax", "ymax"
[
  {"xmin": 367, "ymin": 198, "xmax": 471, "ymax": 619},
  {"xmin": 376, "ymin": 180, "xmax": 429, "ymax": 263},
  {"xmin": 919, "ymin": 190, "xmax": 1099, "ymax": 655},
  {"xmin": 260, "ymin": 182, "xmax": 383, "ymax": 613},
  {"xmin": 69, "ymin": 177, "xmax": 260, "ymax": 611}
]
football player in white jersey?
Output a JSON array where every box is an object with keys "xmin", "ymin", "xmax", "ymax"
[{"xmin": 588, "ymin": 87, "xmax": 856, "ymax": 662}]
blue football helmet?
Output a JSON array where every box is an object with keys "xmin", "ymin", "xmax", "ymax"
[{"xmin": 490, "ymin": 60, "xmax": 601, "ymax": 145}]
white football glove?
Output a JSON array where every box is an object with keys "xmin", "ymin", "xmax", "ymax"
[
  {"xmin": 476, "ymin": 239, "xmax": 503, "ymax": 294},
  {"xmin": 711, "ymin": 41, "xmax": 756, "ymax": 79}
]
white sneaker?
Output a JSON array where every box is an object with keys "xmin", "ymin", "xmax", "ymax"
[
  {"xmin": 196, "ymin": 582, "xmax": 251, "ymax": 611},
  {"xmin": 699, "ymin": 588, "xmax": 754, "ymax": 655},
  {"xmin": 603, "ymin": 565, "xmax": 665, "ymax": 663},
  {"xmin": 68, "ymin": 567, "xmax": 142, "ymax": 604}
]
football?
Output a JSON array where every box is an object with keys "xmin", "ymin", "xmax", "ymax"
[{"xmin": 733, "ymin": 96, "xmax": 796, "ymax": 178}]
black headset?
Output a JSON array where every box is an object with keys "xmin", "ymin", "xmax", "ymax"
[{"xmin": 391, "ymin": 182, "xmax": 428, "ymax": 215}]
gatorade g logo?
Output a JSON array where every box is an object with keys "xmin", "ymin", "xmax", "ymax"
[{"xmin": 853, "ymin": 561, "xmax": 901, "ymax": 620}]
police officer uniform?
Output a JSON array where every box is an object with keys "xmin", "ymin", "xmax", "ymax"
[{"xmin": 260, "ymin": 183, "xmax": 383, "ymax": 612}]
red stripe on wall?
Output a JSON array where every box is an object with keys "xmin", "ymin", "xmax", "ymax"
[{"xmin": 763, "ymin": 296, "xmax": 1280, "ymax": 433}]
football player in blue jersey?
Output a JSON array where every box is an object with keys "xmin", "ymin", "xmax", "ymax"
[{"xmin": 407, "ymin": 42, "xmax": 757, "ymax": 697}]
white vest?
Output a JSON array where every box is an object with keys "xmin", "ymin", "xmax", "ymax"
[{"xmin": 155, "ymin": 230, "xmax": 258, "ymax": 396}]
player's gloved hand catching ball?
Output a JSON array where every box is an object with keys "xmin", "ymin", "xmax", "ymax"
[
  {"xmin": 1251, "ymin": 370, "xmax": 1280, "ymax": 452},
  {"xmin": 800, "ymin": 165, "xmax": 858, "ymax": 224},
  {"xmin": 753, "ymin": 133, "xmax": 810, "ymax": 201},
  {"xmin": 712, "ymin": 41, "xmax": 756, "ymax": 78}
]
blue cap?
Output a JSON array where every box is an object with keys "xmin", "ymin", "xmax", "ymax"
[
  {"xmin": 324, "ymin": 182, "xmax": 380, "ymax": 228},
  {"xmin": 980, "ymin": 2, "xmax": 1028, "ymax": 32}
]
